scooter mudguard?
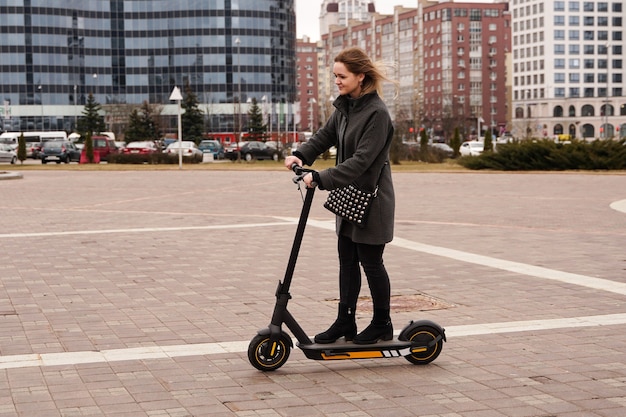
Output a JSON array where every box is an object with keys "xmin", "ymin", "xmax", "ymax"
[
  {"xmin": 256, "ymin": 326, "xmax": 294, "ymax": 348},
  {"xmin": 398, "ymin": 320, "xmax": 447, "ymax": 343}
]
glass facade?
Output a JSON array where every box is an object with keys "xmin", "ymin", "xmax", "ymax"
[{"xmin": 0, "ymin": 0, "xmax": 296, "ymax": 132}]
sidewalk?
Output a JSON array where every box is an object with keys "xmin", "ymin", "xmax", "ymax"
[{"xmin": 0, "ymin": 170, "xmax": 625, "ymax": 416}]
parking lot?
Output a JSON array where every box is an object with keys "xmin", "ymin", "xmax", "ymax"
[{"xmin": 1, "ymin": 168, "xmax": 625, "ymax": 416}]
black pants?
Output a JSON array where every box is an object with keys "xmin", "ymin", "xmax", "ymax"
[{"xmin": 337, "ymin": 235, "xmax": 390, "ymax": 311}]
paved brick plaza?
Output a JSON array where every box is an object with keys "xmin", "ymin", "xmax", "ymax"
[{"xmin": 0, "ymin": 169, "xmax": 625, "ymax": 416}]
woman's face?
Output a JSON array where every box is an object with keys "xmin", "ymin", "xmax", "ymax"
[{"xmin": 333, "ymin": 62, "xmax": 364, "ymax": 99}]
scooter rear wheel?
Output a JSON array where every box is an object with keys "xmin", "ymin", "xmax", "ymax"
[
  {"xmin": 248, "ymin": 333, "xmax": 291, "ymax": 371},
  {"xmin": 403, "ymin": 325, "xmax": 444, "ymax": 365}
]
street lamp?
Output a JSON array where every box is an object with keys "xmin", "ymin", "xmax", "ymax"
[
  {"xmin": 604, "ymin": 42, "xmax": 610, "ymax": 139},
  {"xmin": 73, "ymin": 84, "xmax": 78, "ymax": 131},
  {"xmin": 235, "ymin": 37, "xmax": 241, "ymax": 133},
  {"xmin": 37, "ymin": 85, "xmax": 43, "ymax": 130},
  {"xmin": 92, "ymin": 73, "xmax": 98, "ymax": 98},
  {"xmin": 169, "ymin": 86, "xmax": 183, "ymax": 170},
  {"xmin": 308, "ymin": 98, "xmax": 316, "ymax": 131}
]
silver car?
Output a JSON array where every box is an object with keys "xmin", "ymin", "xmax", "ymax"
[{"xmin": 0, "ymin": 143, "xmax": 17, "ymax": 164}]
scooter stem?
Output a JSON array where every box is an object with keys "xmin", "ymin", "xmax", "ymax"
[{"xmin": 279, "ymin": 185, "xmax": 315, "ymax": 293}]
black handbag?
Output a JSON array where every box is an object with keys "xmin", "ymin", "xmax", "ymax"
[{"xmin": 323, "ymin": 183, "xmax": 378, "ymax": 228}]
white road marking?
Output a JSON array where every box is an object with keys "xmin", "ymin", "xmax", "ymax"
[
  {"xmin": 0, "ymin": 222, "xmax": 294, "ymax": 239},
  {"xmin": 301, "ymin": 218, "xmax": 626, "ymax": 297},
  {"xmin": 610, "ymin": 199, "xmax": 626, "ymax": 214},
  {"xmin": 1, "ymin": 314, "xmax": 625, "ymax": 370},
  {"xmin": 1, "ymin": 217, "xmax": 624, "ymax": 370}
]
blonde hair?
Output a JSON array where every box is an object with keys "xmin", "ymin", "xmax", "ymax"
[{"xmin": 334, "ymin": 47, "xmax": 397, "ymax": 97}]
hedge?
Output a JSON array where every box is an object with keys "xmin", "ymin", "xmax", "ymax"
[{"xmin": 458, "ymin": 139, "xmax": 626, "ymax": 171}]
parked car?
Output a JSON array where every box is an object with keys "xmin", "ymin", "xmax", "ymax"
[
  {"xmin": 198, "ymin": 140, "xmax": 225, "ymax": 160},
  {"xmin": 224, "ymin": 141, "xmax": 248, "ymax": 160},
  {"xmin": 164, "ymin": 141, "xmax": 203, "ymax": 158},
  {"xmin": 26, "ymin": 142, "xmax": 42, "ymax": 159},
  {"xmin": 122, "ymin": 141, "xmax": 159, "ymax": 155},
  {"xmin": 430, "ymin": 143, "xmax": 454, "ymax": 157},
  {"xmin": 91, "ymin": 135, "xmax": 119, "ymax": 161},
  {"xmin": 459, "ymin": 141, "xmax": 484, "ymax": 156},
  {"xmin": 0, "ymin": 143, "xmax": 17, "ymax": 164},
  {"xmin": 40, "ymin": 140, "xmax": 81, "ymax": 164},
  {"xmin": 226, "ymin": 141, "xmax": 279, "ymax": 161}
]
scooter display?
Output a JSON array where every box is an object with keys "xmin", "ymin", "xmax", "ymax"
[{"xmin": 248, "ymin": 165, "xmax": 446, "ymax": 371}]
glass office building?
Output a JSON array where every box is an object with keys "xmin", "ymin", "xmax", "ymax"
[{"xmin": 0, "ymin": 0, "xmax": 296, "ymax": 133}]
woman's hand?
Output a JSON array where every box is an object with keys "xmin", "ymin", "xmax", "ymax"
[
  {"xmin": 284, "ymin": 155, "xmax": 302, "ymax": 170},
  {"xmin": 302, "ymin": 173, "xmax": 316, "ymax": 188}
]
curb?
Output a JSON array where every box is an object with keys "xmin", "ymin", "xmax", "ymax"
[{"xmin": 0, "ymin": 171, "xmax": 23, "ymax": 180}]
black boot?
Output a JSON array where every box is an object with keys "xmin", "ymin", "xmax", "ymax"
[
  {"xmin": 352, "ymin": 308, "xmax": 393, "ymax": 344},
  {"xmin": 314, "ymin": 303, "xmax": 357, "ymax": 344}
]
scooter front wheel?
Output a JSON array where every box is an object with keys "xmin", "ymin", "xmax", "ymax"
[
  {"xmin": 248, "ymin": 333, "xmax": 291, "ymax": 371},
  {"xmin": 402, "ymin": 324, "xmax": 444, "ymax": 365}
]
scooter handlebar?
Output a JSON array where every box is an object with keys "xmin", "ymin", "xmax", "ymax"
[{"xmin": 291, "ymin": 164, "xmax": 316, "ymax": 184}]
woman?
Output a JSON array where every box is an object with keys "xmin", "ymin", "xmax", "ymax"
[{"xmin": 284, "ymin": 47, "xmax": 396, "ymax": 345}]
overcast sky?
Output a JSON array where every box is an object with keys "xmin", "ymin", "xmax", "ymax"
[
  {"xmin": 296, "ymin": 0, "xmax": 493, "ymax": 41},
  {"xmin": 296, "ymin": 0, "xmax": 418, "ymax": 41}
]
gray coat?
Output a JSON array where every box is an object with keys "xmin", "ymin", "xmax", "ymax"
[{"xmin": 296, "ymin": 92, "xmax": 395, "ymax": 245}]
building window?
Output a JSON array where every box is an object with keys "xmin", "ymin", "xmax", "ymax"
[
  {"xmin": 569, "ymin": 105, "xmax": 576, "ymax": 116},
  {"xmin": 554, "ymin": 16, "xmax": 565, "ymax": 26},
  {"xmin": 569, "ymin": 88, "xmax": 580, "ymax": 98}
]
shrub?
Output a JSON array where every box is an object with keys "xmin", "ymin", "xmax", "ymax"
[
  {"xmin": 108, "ymin": 153, "xmax": 203, "ymax": 164},
  {"xmin": 458, "ymin": 138, "xmax": 626, "ymax": 171}
]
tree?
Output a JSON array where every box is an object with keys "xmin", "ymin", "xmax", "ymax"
[
  {"xmin": 84, "ymin": 131, "xmax": 95, "ymax": 163},
  {"xmin": 484, "ymin": 129, "xmax": 494, "ymax": 152},
  {"xmin": 181, "ymin": 81, "xmax": 204, "ymax": 143},
  {"xmin": 124, "ymin": 101, "xmax": 162, "ymax": 143},
  {"xmin": 77, "ymin": 93, "xmax": 106, "ymax": 137},
  {"xmin": 246, "ymin": 97, "xmax": 266, "ymax": 141},
  {"xmin": 17, "ymin": 133, "xmax": 26, "ymax": 163},
  {"xmin": 419, "ymin": 127, "xmax": 429, "ymax": 161},
  {"xmin": 450, "ymin": 127, "xmax": 461, "ymax": 158}
]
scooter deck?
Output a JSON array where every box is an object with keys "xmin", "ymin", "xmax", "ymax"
[{"xmin": 297, "ymin": 338, "xmax": 422, "ymax": 361}]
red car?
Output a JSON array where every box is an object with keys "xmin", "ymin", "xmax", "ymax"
[
  {"xmin": 122, "ymin": 141, "xmax": 159, "ymax": 155},
  {"xmin": 91, "ymin": 135, "xmax": 119, "ymax": 161}
]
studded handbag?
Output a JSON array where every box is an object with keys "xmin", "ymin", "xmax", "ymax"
[{"xmin": 323, "ymin": 183, "xmax": 378, "ymax": 228}]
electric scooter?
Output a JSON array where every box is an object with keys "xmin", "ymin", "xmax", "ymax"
[{"xmin": 247, "ymin": 165, "xmax": 446, "ymax": 371}]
